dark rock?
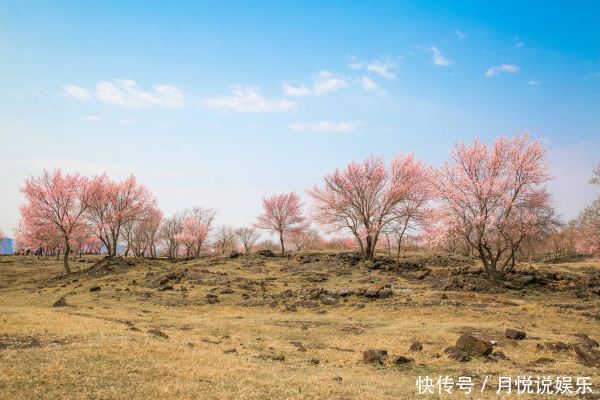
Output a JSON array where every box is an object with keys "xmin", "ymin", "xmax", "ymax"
[
  {"xmin": 159, "ymin": 285, "xmax": 173, "ymax": 291},
  {"xmin": 545, "ymin": 341, "xmax": 571, "ymax": 352},
  {"xmin": 574, "ymin": 344, "xmax": 600, "ymax": 367},
  {"xmin": 52, "ymin": 297, "xmax": 67, "ymax": 307},
  {"xmin": 320, "ymin": 296, "xmax": 338, "ymax": 305},
  {"xmin": 271, "ymin": 354, "xmax": 285, "ymax": 361},
  {"xmin": 89, "ymin": 286, "xmax": 101, "ymax": 292},
  {"xmin": 228, "ymin": 251, "xmax": 241, "ymax": 259},
  {"xmin": 444, "ymin": 346, "xmax": 471, "ymax": 362},
  {"xmin": 332, "ymin": 376, "xmax": 343, "ymax": 383},
  {"xmin": 378, "ymin": 288, "xmax": 393, "ymax": 299},
  {"xmin": 536, "ymin": 343, "xmax": 545, "ymax": 350},
  {"xmin": 147, "ymin": 329, "xmax": 168, "ymax": 339},
  {"xmin": 393, "ymin": 355, "xmax": 414, "ymax": 365},
  {"xmin": 364, "ymin": 285, "xmax": 384, "ymax": 298},
  {"xmin": 219, "ymin": 287, "xmax": 234, "ymax": 294},
  {"xmin": 353, "ymin": 303, "xmax": 365, "ymax": 310},
  {"xmin": 409, "ymin": 341, "xmax": 423, "ymax": 352},
  {"xmin": 505, "ymin": 328, "xmax": 526, "ymax": 340},
  {"xmin": 310, "ymin": 358, "xmax": 320, "ymax": 365},
  {"xmin": 574, "ymin": 333, "xmax": 599, "ymax": 348},
  {"xmin": 456, "ymin": 334, "xmax": 492, "ymax": 356},
  {"xmin": 290, "ymin": 341, "xmax": 307, "ymax": 352},
  {"xmin": 256, "ymin": 249, "xmax": 275, "ymax": 257},
  {"xmin": 363, "ymin": 349, "xmax": 388, "ymax": 364},
  {"xmin": 223, "ymin": 348, "xmax": 237, "ymax": 354}
]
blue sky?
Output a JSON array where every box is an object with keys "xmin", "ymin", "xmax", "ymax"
[{"xmin": 1, "ymin": 1, "xmax": 599, "ymax": 235}]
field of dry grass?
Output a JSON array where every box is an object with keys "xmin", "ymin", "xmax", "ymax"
[{"xmin": 0, "ymin": 251, "xmax": 598, "ymax": 399}]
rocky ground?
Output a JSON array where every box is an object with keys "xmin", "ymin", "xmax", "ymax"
[{"xmin": 0, "ymin": 251, "xmax": 598, "ymax": 399}]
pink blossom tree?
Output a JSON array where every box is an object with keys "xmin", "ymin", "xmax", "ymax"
[
  {"xmin": 433, "ymin": 133, "xmax": 554, "ymax": 283},
  {"xmin": 174, "ymin": 208, "xmax": 216, "ymax": 257},
  {"xmin": 255, "ymin": 192, "xmax": 307, "ymax": 255},
  {"xmin": 86, "ymin": 174, "xmax": 156, "ymax": 257},
  {"xmin": 308, "ymin": 155, "xmax": 423, "ymax": 260},
  {"xmin": 19, "ymin": 170, "xmax": 92, "ymax": 273},
  {"xmin": 574, "ymin": 166, "xmax": 600, "ymax": 259}
]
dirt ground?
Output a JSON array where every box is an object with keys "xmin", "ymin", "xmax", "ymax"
[{"xmin": 0, "ymin": 251, "xmax": 598, "ymax": 399}]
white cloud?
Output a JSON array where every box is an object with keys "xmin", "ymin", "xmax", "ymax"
[
  {"xmin": 430, "ymin": 46, "xmax": 452, "ymax": 66},
  {"xmin": 528, "ymin": 80, "xmax": 540, "ymax": 85},
  {"xmin": 485, "ymin": 64, "xmax": 520, "ymax": 77},
  {"xmin": 80, "ymin": 115, "xmax": 103, "ymax": 122},
  {"xmin": 289, "ymin": 120, "xmax": 362, "ymax": 132},
  {"xmin": 118, "ymin": 118, "xmax": 136, "ymax": 126},
  {"xmin": 361, "ymin": 76, "xmax": 377, "ymax": 91},
  {"xmin": 203, "ymin": 84, "xmax": 294, "ymax": 112},
  {"xmin": 96, "ymin": 80, "xmax": 184, "ymax": 109},
  {"xmin": 313, "ymin": 70, "xmax": 350, "ymax": 95},
  {"xmin": 515, "ymin": 37, "xmax": 524, "ymax": 48},
  {"xmin": 455, "ymin": 30, "xmax": 466, "ymax": 39},
  {"xmin": 349, "ymin": 58, "xmax": 399, "ymax": 79},
  {"xmin": 63, "ymin": 85, "xmax": 91, "ymax": 101},
  {"xmin": 282, "ymin": 82, "xmax": 310, "ymax": 97}
]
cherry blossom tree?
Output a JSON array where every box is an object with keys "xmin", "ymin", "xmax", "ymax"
[
  {"xmin": 308, "ymin": 154, "xmax": 424, "ymax": 260},
  {"xmin": 174, "ymin": 207, "xmax": 216, "ymax": 257},
  {"xmin": 86, "ymin": 174, "xmax": 156, "ymax": 257},
  {"xmin": 236, "ymin": 226, "xmax": 260, "ymax": 254},
  {"xmin": 433, "ymin": 133, "xmax": 554, "ymax": 283},
  {"xmin": 287, "ymin": 227, "xmax": 323, "ymax": 251},
  {"xmin": 255, "ymin": 192, "xmax": 307, "ymax": 255},
  {"xmin": 123, "ymin": 207, "xmax": 163, "ymax": 257},
  {"xmin": 574, "ymin": 165, "xmax": 600, "ymax": 259},
  {"xmin": 19, "ymin": 170, "xmax": 92, "ymax": 273}
]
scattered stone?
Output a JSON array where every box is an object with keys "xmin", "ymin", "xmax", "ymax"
[
  {"xmin": 545, "ymin": 341, "xmax": 571, "ymax": 352},
  {"xmin": 271, "ymin": 354, "xmax": 285, "ymax": 361},
  {"xmin": 363, "ymin": 349, "xmax": 387, "ymax": 364},
  {"xmin": 256, "ymin": 249, "xmax": 275, "ymax": 257},
  {"xmin": 378, "ymin": 288, "xmax": 393, "ymax": 299},
  {"xmin": 147, "ymin": 329, "xmax": 168, "ymax": 339},
  {"xmin": 223, "ymin": 348, "xmax": 237, "ymax": 354},
  {"xmin": 364, "ymin": 285, "xmax": 384, "ymax": 298},
  {"xmin": 393, "ymin": 355, "xmax": 414, "ymax": 365},
  {"xmin": 455, "ymin": 334, "xmax": 492, "ymax": 356},
  {"xmin": 52, "ymin": 297, "xmax": 67, "ymax": 307},
  {"xmin": 574, "ymin": 333, "xmax": 599, "ymax": 348},
  {"xmin": 320, "ymin": 296, "xmax": 338, "ymax": 305},
  {"xmin": 128, "ymin": 327, "xmax": 141, "ymax": 332},
  {"xmin": 444, "ymin": 347, "xmax": 471, "ymax": 362},
  {"xmin": 573, "ymin": 344, "xmax": 600, "ymax": 367},
  {"xmin": 290, "ymin": 341, "xmax": 307, "ymax": 352},
  {"xmin": 536, "ymin": 343, "xmax": 545, "ymax": 350},
  {"xmin": 409, "ymin": 341, "xmax": 423, "ymax": 352},
  {"xmin": 530, "ymin": 357, "xmax": 556, "ymax": 365},
  {"xmin": 158, "ymin": 285, "xmax": 173, "ymax": 291},
  {"xmin": 505, "ymin": 328, "xmax": 526, "ymax": 340},
  {"xmin": 89, "ymin": 286, "xmax": 101, "ymax": 292},
  {"xmin": 353, "ymin": 303, "xmax": 365, "ymax": 310},
  {"xmin": 310, "ymin": 358, "xmax": 320, "ymax": 365},
  {"xmin": 332, "ymin": 376, "xmax": 343, "ymax": 383}
]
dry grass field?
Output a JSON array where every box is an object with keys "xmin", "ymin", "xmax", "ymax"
[{"xmin": 0, "ymin": 251, "xmax": 598, "ymax": 399}]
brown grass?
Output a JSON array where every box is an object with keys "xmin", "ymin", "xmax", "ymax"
[{"xmin": 0, "ymin": 253, "xmax": 598, "ymax": 399}]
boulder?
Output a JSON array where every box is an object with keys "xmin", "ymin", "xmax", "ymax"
[
  {"xmin": 573, "ymin": 345, "xmax": 600, "ymax": 367},
  {"xmin": 147, "ymin": 329, "xmax": 168, "ymax": 339},
  {"xmin": 363, "ymin": 349, "xmax": 387, "ymax": 364},
  {"xmin": 393, "ymin": 355, "xmax": 414, "ymax": 365},
  {"xmin": 455, "ymin": 334, "xmax": 492, "ymax": 356},
  {"xmin": 444, "ymin": 346, "xmax": 471, "ymax": 362},
  {"xmin": 52, "ymin": 297, "xmax": 67, "ymax": 307},
  {"xmin": 409, "ymin": 341, "xmax": 423, "ymax": 352},
  {"xmin": 89, "ymin": 285, "xmax": 101, "ymax": 292},
  {"xmin": 378, "ymin": 288, "xmax": 393, "ymax": 299},
  {"xmin": 364, "ymin": 285, "xmax": 384, "ymax": 298},
  {"xmin": 505, "ymin": 328, "xmax": 526, "ymax": 340},
  {"xmin": 574, "ymin": 333, "xmax": 599, "ymax": 348}
]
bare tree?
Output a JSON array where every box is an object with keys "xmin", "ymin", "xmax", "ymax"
[
  {"xmin": 236, "ymin": 226, "xmax": 260, "ymax": 254},
  {"xmin": 214, "ymin": 225, "xmax": 237, "ymax": 254}
]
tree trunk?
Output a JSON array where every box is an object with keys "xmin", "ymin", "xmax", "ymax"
[
  {"xmin": 396, "ymin": 236, "xmax": 402, "ymax": 266},
  {"xmin": 63, "ymin": 240, "xmax": 72, "ymax": 274},
  {"xmin": 279, "ymin": 232, "xmax": 285, "ymax": 256},
  {"xmin": 365, "ymin": 236, "xmax": 374, "ymax": 261}
]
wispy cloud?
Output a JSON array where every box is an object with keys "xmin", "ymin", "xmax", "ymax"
[
  {"xmin": 203, "ymin": 84, "xmax": 294, "ymax": 112},
  {"xmin": 360, "ymin": 77, "xmax": 377, "ymax": 91},
  {"xmin": 95, "ymin": 80, "xmax": 184, "ymax": 109},
  {"xmin": 349, "ymin": 57, "xmax": 399, "ymax": 79},
  {"xmin": 80, "ymin": 115, "xmax": 103, "ymax": 122},
  {"xmin": 515, "ymin": 37, "xmax": 524, "ymax": 48},
  {"xmin": 455, "ymin": 30, "xmax": 466, "ymax": 40},
  {"xmin": 289, "ymin": 120, "xmax": 362, "ymax": 132},
  {"xmin": 281, "ymin": 82, "xmax": 311, "ymax": 97},
  {"xmin": 528, "ymin": 80, "xmax": 540, "ymax": 85},
  {"xmin": 63, "ymin": 85, "xmax": 91, "ymax": 101},
  {"xmin": 313, "ymin": 70, "xmax": 349, "ymax": 95},
  {"xmin": 485, "ymin": 64, "xmax": 520, "ymax": 77},
  {"xmin": 430, "ymin": 46, "xmax": 452, "ymax": 66}
]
